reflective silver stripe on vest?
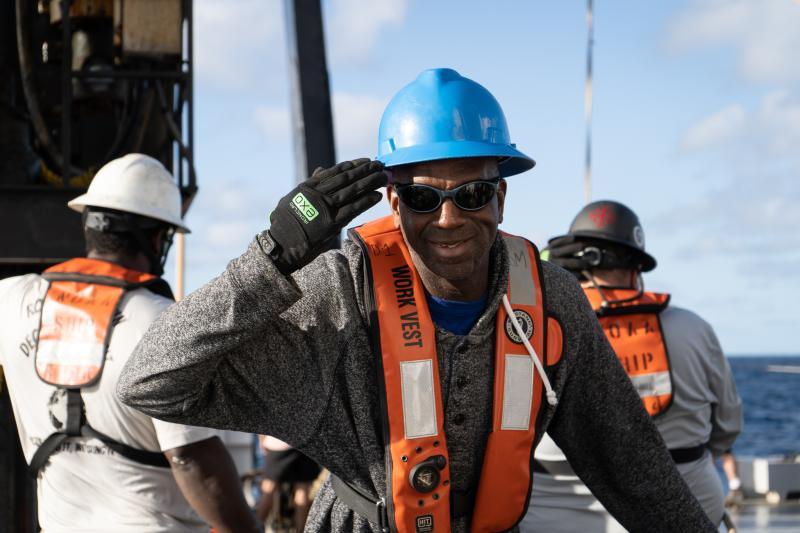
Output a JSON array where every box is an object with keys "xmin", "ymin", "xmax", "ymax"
[
  {"xmin": 37, "ymin": 299, "xmax": 105, "ymax": 368},
  {"xmin": 630, "ymin": 371, "xmax": 672, "ymax": 398},
  {"xmin": 504, "ymin": 236, "xmax": 537, "ymax": 307},
  {"xmin": 501, "ymin": 355, "xmax": 534, "ymax": 430},
  {"xmin": 400, "ymin": 359, "xmax": 438, "ymax": 439}
]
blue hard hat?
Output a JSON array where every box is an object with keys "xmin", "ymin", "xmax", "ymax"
[{"xmin": 377, "ymin": 68, "xmax": 535, "ymax": 178}]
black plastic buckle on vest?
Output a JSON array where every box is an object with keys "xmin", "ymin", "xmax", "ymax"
[
  {"xmin": 331, "ymin": 475, "xmax": 390, "ymax": 532},
  {"xmin": 376, "ymin": 498, "xmax": 389, "ymax": 533},
  {"xmin": 331, "ymin": 474, "xmax": 474, "ymax": 531}
]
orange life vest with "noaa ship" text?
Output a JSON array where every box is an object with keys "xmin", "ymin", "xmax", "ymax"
[
  {"xmin": 337, "ymin": 216, "xmax": 563, "ymax": 533},
  {"xmin": 584, "ymin": 288, "xmax": 673, "ymax": 417}
]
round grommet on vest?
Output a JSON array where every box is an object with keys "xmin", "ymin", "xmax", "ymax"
[{"xmin": 409, "ymin": 455, "xmax": 447, "ymax": 494}]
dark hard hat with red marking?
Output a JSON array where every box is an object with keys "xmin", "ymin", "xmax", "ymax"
[{"xmin": 551, "ymin": 200, "xmax": 656, "ymax": 272}]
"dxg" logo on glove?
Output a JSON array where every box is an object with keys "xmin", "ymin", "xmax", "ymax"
[{"xmin": 291, "ymin": 193, "xmax": 319, "ymax": 223}]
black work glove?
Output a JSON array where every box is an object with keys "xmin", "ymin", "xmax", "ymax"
[
  {"xmin": 267, "ymin": 158, "xmax": 388, "ymax": 274},
  {"xmin": 543, "ymin": 235, "xmax": 593, "ymax": 273}
]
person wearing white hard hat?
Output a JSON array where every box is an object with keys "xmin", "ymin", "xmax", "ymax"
[{"xmin": 0, "ymin": 154, "xmax": 260, "ymax": 532}]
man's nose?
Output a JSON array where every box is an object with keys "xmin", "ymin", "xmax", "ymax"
[{"xmin": 435, "ymin": 198, "xmax": 465, "ymax": 228}]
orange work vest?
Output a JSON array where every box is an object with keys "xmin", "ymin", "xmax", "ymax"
[
  {"xmin": 584, "ymin": 288, "xmax": 673, "ymax": 416},
  {"xmin": 349, "ymin": 216, "xmax": 563, "ymax": 533},
  {"xmin": 36, "ymin": 258, "xmax": 161, "ymax": 387},
  {"xmin": 29, "ymin": 258, "xmax": 172, "ymax": 476}
]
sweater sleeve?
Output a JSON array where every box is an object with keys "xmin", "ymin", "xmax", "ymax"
[
  {"xmin": 702, "ymin": 322, "xmax": 743, "ymax": 455},
  {"xmin": 117, "ymin": 232, "xmax": 362, "ymax": 446},
  {"xmin": 542, "ymin": 265, "xmax": 716, "ymax": 533}
]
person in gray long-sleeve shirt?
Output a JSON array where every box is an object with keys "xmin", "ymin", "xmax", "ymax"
[
  {"xmin": 523, "ymin": 200, "xmax": 742, "ymax": 532},
  {"xmin": 118, "ymin": 68, "xmax": 715, "ymax": 532}
]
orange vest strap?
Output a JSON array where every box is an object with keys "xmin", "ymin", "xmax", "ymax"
[
  {"xmin": 584, "ymin": 288, "xmax": 669, "ymax": 317},
  {"xmin": 43, "ymin": 258, "xmax": 159, "ymax": 287}
]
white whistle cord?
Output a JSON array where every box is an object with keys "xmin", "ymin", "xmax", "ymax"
[{"xmin": 502, "ymin": 294, "xmax": 558, "ymax": 406}]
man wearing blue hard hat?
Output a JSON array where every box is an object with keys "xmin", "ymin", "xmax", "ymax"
[{"xmin": 119, "ymin": 69, "xmax": 716, "ymax": 532}]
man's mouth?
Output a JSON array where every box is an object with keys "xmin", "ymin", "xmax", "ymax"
[{"xmin": 428, "ymin": 238, "xmax": 468, "ymax": 250}]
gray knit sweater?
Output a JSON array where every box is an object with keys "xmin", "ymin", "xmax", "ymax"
[{"xmin": 117, "ymin": 231, "xmax": 715, "ymax": 533}]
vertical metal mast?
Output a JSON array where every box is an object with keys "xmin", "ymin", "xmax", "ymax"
[
  {"xmin": 584, "ymin": 0, "xmax": 595, "ymax": 204},
  {"xmin": 284, "ymin": 0, "xmax": 336, "ymax": 184},
  {"xmin": 175, "ymin": 0, "xmax": 194, "ymax": 301}
]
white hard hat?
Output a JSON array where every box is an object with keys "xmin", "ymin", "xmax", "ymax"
[{"xmin": 68, "ymin": 153, "xmax": 190, "ymax": 233}]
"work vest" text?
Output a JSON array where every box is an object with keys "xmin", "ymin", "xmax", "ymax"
[{"xmin": 391, "ymin": 265, "xmax": 423, "ymax": 348}]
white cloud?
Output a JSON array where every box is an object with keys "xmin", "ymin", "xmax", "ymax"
[
  {"xmin": 681, "ymin": 104, "xmax": 746, "ymax": 151},
  {"xmin": 327, "ymin": 0, "xmax": 409, "ymax": 65},
  {"xmin": 185, "ymin": 182, "xmax": 273, "ymax": 257},
  {"xmin": 667, "ymin": 0, "xmax": 800, "ymax": 83},
  {"xmin": 254, "ymin": 93, "xmax": 388, "ymax": 159},
  {"xmin": 680, "ymin": 89, "xmax": 800, "ymax": 156},
  {"xmin": 757, "ymin": 90, "xmax": 800, "ymax": 154},
  {"xmin": 194, "ymin": 0, "xmax": 284, "ymax": 88},
  {"xmin": 332, "ymin": 92, "xmax": 389, "ymax": 159},
  {"xmin": 254, "ymin": 106, "xmax": 291, "ymax": 141},
  {"xmin": 206, "ymin": 221, "xmax": 253, "ymax": 247},
  {"xmin": 665, "ymin": 84, "xmax": 800, "ymax": 288}
]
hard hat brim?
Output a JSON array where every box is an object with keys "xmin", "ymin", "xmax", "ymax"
[
  {"xmin": 68, "ymin": 194, "xmax": 191, "ymax": 233},
  {"xmin": 378, "ymin": 141, "xmax": 535, "ymax": 178},
  {"xmin": 548, "ymin": 231, "xmax": 657, "ymax": 272}
]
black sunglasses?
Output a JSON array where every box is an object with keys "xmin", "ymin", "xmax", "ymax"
[{"xmin": 395, "ymin": 178, "xmax": 501, "ymax": 214}]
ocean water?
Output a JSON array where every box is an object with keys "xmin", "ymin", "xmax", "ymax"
[{"xmin": 729, "ymin": 355, "xmax": 800, "ymax": 457}]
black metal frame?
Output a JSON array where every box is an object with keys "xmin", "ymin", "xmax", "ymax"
[
  {"xmin": 285, "ymin": 0, "xmax": 336, "ymax": 183},
  {"xmin": 56, "ymin": 0, "xmax": 196, "ymax": 202},
  {"xmin": 2, "ymin": 0, "xmax": 197, "ymax": 268}
]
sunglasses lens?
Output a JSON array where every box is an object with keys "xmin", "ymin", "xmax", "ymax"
[
  {"xmin": 454, "ymin": 181, "xmax": 497, "ymax": 210},
  {"xmin": 399, "ymin": 186, "xmax": 441, "ymax": 212}
]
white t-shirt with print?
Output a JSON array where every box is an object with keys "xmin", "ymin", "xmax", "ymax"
[{"xmin": 0, "ymin": 273, "xmax": 217, "ymax": 533}]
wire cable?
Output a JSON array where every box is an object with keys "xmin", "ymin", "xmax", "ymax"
[{"xmin": 501, "ymin": 294, "xmax": 558, "ymax": 406}]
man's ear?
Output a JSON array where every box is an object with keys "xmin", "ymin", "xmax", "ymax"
[
  {"xmin": 387, "ymin": 184, "xmax": 401, "ymax": 228},
  {"xmin": 497, "ymin": 179, "xmax": 507, "ymax": 225}
]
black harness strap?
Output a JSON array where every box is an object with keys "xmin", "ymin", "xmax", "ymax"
[
  {"xmin": 530, "ymin": 442, "xmax": 709, "ymax": 480},
  {"xmin": 29, "ymin": 389, "xmax": 168, "ymax": 477},
  {"xmin": 532, "ymin": 458, "xmax": 577, "ymax": 477},
  {"xmin": 65, "ymin": 388, "xmax": 83, "ymax": 435},
  {"xmin": 81, "ymin": 426, "xmax": 169, "ymax": 468},
  {"xmin": 331, "ymin": 475, "xmax": 389, "ymax": 532},
  {"xmin": 331, "ymin": 474, "xmax": 473, "ymax": 529},
  {"xmin": 669, "ymin": 443, "xmax": 707, "ymax": 464},
  {"xmin": 29, "ymin": 433, "xmax": 70, "ymax": 477}
]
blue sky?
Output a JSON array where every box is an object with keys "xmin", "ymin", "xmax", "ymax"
[{"xmin": 165, "ymin": 0, "xmax": 800, "ymax": 355}]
